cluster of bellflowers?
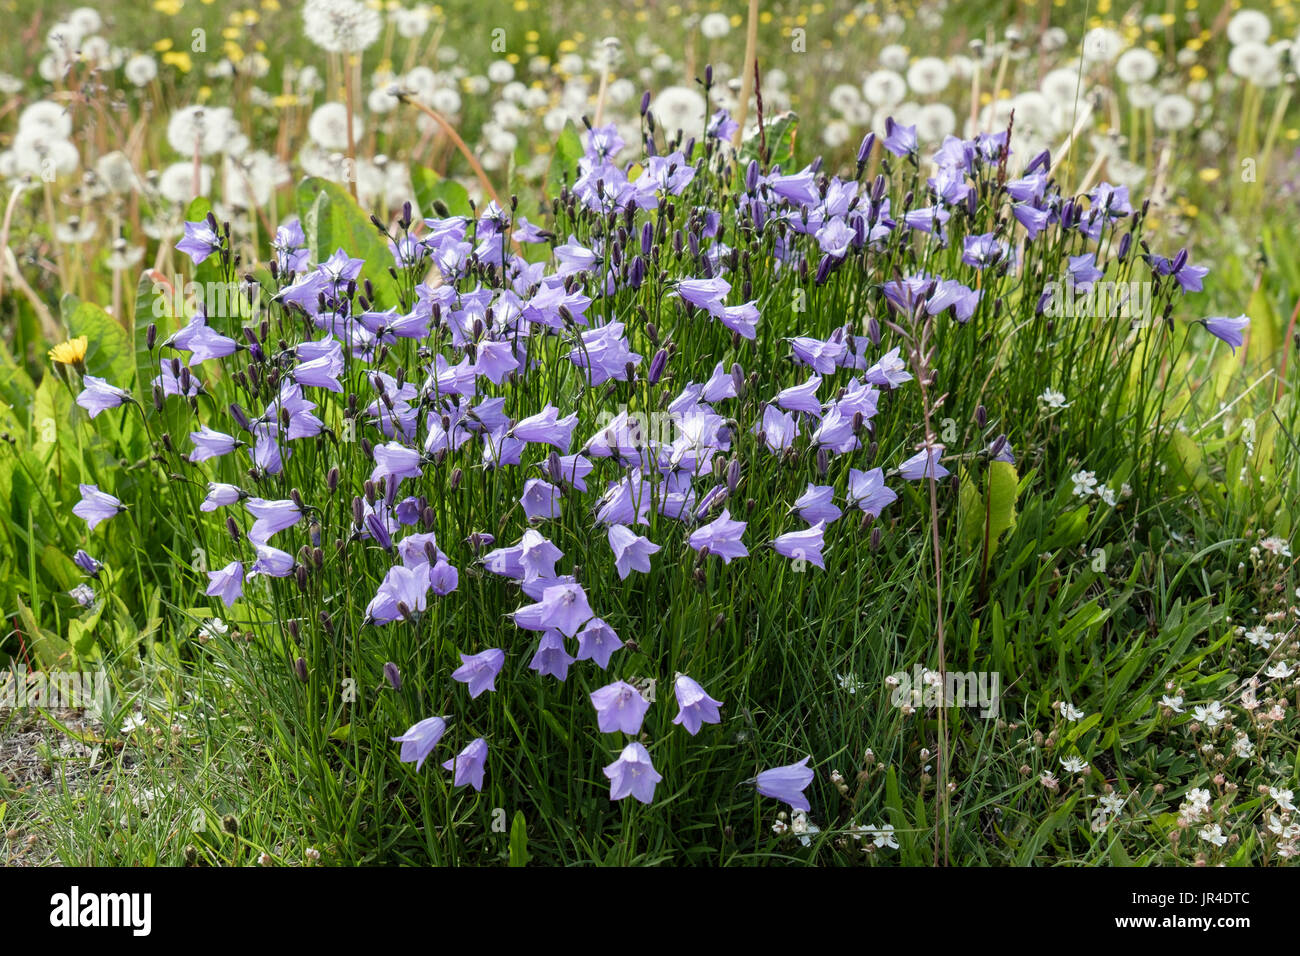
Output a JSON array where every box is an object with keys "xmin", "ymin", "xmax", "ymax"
[{"xmin": 67, "ymin": 78, "xmax": 1230, "ymax": 815}]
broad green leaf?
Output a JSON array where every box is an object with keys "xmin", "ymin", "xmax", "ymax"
[
  {"xmin": 295, "ymin": 176, "xmax": 400, "ymax": 309},
  {"xmin": 959, "ymin": 461, "xmax": 1019, "ymax": 558},
  {"xmin": 544, "ymin": 121, "xmax": 584, "ymax": 191},
  {"xmin": 61, "ymin": 293, "xmax": 133, "ymax": 388},
  {"xmin": 411, "ymin": 165, "xmax": 473, "ymax": 219},
  {"xmin": 508, "ymin": 810, "xmax": 530, "ymax": 867}
]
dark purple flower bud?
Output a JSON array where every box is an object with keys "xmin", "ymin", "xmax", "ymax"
[
  {"xmin": 647, "ymin": 348, "xmax": 668, "ymax": 385},
  {"xmin": 745, "ymin": 160, "xmax": 760, "ymax": 193},
  {"xmin": 383, "ymin": 662, "xmax": 402, "ymax": 691},
  {"xmin": 146, "ymin": 323, "xmax": 157, "ymax": 350},
  {"xmin": 229, "ymin": 404, "xmax": 251, "ymax": 432},
  {"xmin": 976, "ymin": 405, "xmax": 987, "ymax": 429},
  {"xmin": 816, "ymin": 446, "xmax": 829, "ymax": 476},
  {"xmin": 640, "ymin": 90, "xmax": 651, "ymax": 116},
  {"xmin": 294, "ymin": 657, "xmax": 308, "ymax": 682},
  {"xmin": 366, "ymin": 513, "xmax": 393, "ymax": 551},
  {"xmin": 1117, "ymin": 231, "xmax": 1132, "ymax": 261},
  {"xmin": 814, "ymin": 254, "xmax": 834, "ymax": 286},
  {"xmin": 856, "ymin": 132, "xmax": 876, "ymax": 166},
  {"xmin": 726, "ymin": 458, "xmax": 741, "ymax": 494},
  {"xmin": 73, "ymin": 549, "xmax": 102, "ymax": 578}
]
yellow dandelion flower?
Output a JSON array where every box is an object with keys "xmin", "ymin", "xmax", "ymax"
[
  {"xmin": 163, "ymin": 51, "xmax": 194, "ymax": 73},
  {"xmin": 1190, "ymin": 64, "xmax": 1208, "ymax": 80},
  {"xmin": 1198, "ymin": 167, "xmax": 1221, "ymax": 182},
  {"xmin": 153, "ymin": 38, "xmax": 174, "ymax": 52},
  {"xmin": 153, "ymin": 0, "xmax": 183, "ymax": 14},
  {"xmin": 49, "ymin": 336, "xmax": 89, "ymax": 368}
]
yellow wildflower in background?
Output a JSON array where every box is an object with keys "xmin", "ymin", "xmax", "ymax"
[
  {"xmin": 49, "ymin": 336, "xmax": 88, "ymax": 370},
  {"xmin": 163, "ymin": 51, "xmax": 194, "ymax": 73}
]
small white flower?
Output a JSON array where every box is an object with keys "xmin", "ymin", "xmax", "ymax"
[
  {"xmin": 1071, "ymin": 470, "xmax": 1099, "ymax": 498},
  {"xmin": 1270, "ymin": 788, "xmax": 1296, "ymax": 813},
  {"xmin": 1198, "ymin": 824, "xmax": 1228, "ymax": 847},
  {"xmin": 120, "ymin": 713, "xmax": 146, "ymax": 735},
  {"xmin": 1192, "ymin": 701, "xmax": 1227, "ymax": 728},
  {"xmin": 1039, "ymin": 388, "xmax": 1069, "ymax": 409},
  {"xmin": 1059, "ymin": 701, "xmax": 1086, "ymax": 721},
  {"xmin": 1060, "ymin": 756, "xmax": 1089, "ymax": 773},
  {"xmin": 1161, "ymin": 694, "xmax": 1185, "ymax": 713},
  {"xmin": 869, "ymin": 823, "xmax": 899, "ymax": 849}
]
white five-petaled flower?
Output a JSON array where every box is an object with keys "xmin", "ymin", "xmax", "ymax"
[
  {"xmin": 1039, "ymin": 388, "xmax": 1070, "ymax": 409},
  {"xmin": 1199, "ymin": 823, "xmax": 1227, "ymax": 847},
  {"xmin": 1192, "ymin": 701, "xmax": 1227, "ymax": 728}
]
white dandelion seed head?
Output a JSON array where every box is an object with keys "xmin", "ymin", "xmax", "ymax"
[
  {"xmin": 652, "ymin": 85, "xmax": 707, "ymax": 138},
  {"xmin": 862, "ymin": 69, "xmax": 907, "ymax": 107},
  {"xmin": 1082, "ymin": 28, "xmax": 1122, "ymax": 64},
  {"xmin": 700, "ymin": 12, "xmax": 731, "ymax": 39},
  {"xmin": 124, "ymin": 53, "xmax": 158, "ymax": 87},
  {"xmin": 1115, "ymin": 47, "xmax": 1159, "ymax": 84},
  {"xmin": 906, "ymin": 57, "xmax": 951, "ymax": 96},
  {"xmin": 1152, "ymin": 94, "xmax": 1195, "ymax": 131},
  {"xmin": 915, "ymin": 102, "xmax": 956, "ymax": 142},
  {"xmin": 1227, "ymin": 10, "xmax": 1272, "ymax": 46},
  {"xmin": 307, "ymin": 102, "xmax": 363, "ymax": 152},
  {"xmin": 157, "ymin": 161, "xmax": 212, "ymax": 205},
  {"xmin": 1227, "ymin": 41, "xmax": 1278, "ymax": 82},
  {"xmin": 303, "ymin": 0, "xmax": 383, "ymax": 54},
  {"xmin": 879, "ymin": 44, "xmax": 910, "ymax": 71}
]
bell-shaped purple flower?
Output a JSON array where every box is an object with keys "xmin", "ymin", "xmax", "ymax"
[
  {"xmin": 76, "ymin": 376, "xmax": 133, "ymax": 418},
  {"xmin": 189, "ymin": 425, "xmax": 241, "ymax": 463},
  {"xmin": 176, "ymin": 218, "xmax": 222, "ymax": 265},
  {"xmin": 451, "ymin": 648, "xmax": 506, "ymax": 698},
  {"xmin": 771, "ymin": 522, "xmax": 827, "ymax": 569},
  {"xmin": 520, "ymin": 478, "xmax": 562, "ymax": 521},
  {"xmin": 607, "ymin": 524, "xmax": 661, "ymax": 579},
  {"xmin": 847, "ymin": 467, "xmax": 897, "ymax": 517},
  {"xmin": 512, "ymin": 581, "xmax": 594, "ymax": 638},
  {"xmin": 576, "ymin": 617, "xmax": 623, "ymax": 669},
  {"xmin": 773, "ymin": 374, "xmax": 823, "ymax": 416},
  {"xmin": 442, "ymin": 737, "xmax": 488, "ymax": 791},
  {"xmin": 205, "ymin": 560, "xmax": 244, "ymax": 608},
  {"xmin": 755, "ymin": 756, "xmax": 815, "ymax": 812},
  {"xmin": 899, "ymin": 444, "xmax": 950, "ymax": 481},
  {"xmin": 688, "ymin": 508, "xmax": 749, "ymax": 564},
  {"xmin": 245, "ymin": 497, "xmax": 303, "ymax": 543},
  {"xmin": 528, "ymin": 629, "xmax": 576, "ymax": 681},
  {"xmin": 792, "ymin": 484, "xmax": 842, "ymax": 524},
  {"xmin": 391, "ymin": 715, "xmax": 447, "ymax": 771},
  {"xmin": 72, "ymin": 484, "xmax": 124, "ymax": 530},
  {"xmin": 590, "ymin": 680, "xmax": 651, "ymax": 734},
  {"xmin": 604, "ymin": 742, "xmax": 662, "ymax": 804},
  {"xmin": 201, "ymin": 482, "xmax": 245, "ymax": 512},
  {"xmin": 671, "ymin": 673, "xmax": 723, "ymax": 735},
  {"xmin": 1204, "ymin": 315, "xmax": 1249, "ymax": 353}
]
